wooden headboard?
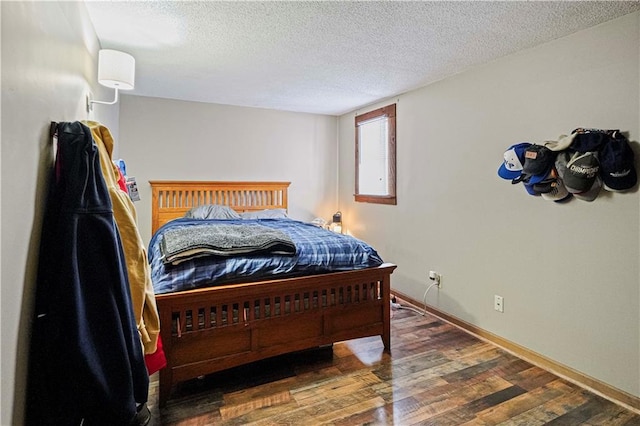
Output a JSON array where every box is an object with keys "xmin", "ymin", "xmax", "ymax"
[{"xmin": 149, "ymin": 181, "xmax": 290, "ymax": 233}]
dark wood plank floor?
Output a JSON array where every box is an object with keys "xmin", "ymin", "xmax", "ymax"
[{"xmin": 147, "ymin": 307, "xmax": 640, "ymax": 425}]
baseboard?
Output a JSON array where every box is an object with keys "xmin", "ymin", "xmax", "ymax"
[{"xmin": 390, "ymin": 289, "xmax": 640, "ymax": 414}]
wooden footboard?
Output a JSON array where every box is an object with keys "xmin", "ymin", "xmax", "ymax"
[{"xmin": 156, "ymin": 263, "xmax": 396, "ymax": 407}]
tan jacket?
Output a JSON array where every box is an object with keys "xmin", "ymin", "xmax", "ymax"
[{"xmin": 84, "ymin": 121, "xmax": 160, "ymax": 354}]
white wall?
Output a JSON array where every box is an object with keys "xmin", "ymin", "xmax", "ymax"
[
  {"xmin": 118, "ymin": 96, "xmax": 338, "ymax": 244},
  {"xmin": 3, "ymin": 4, "xmax": 638, "ymax": 422},
  {"xmin": 0, "ymin": 2, "xmax": 115, "ymax": 423},
  {"xmin": 338, "ymin": 12, "xmax": 640, "ymax": 398}
]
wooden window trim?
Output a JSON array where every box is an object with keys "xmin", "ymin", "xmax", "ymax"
[{"xmin": 355, "ymin": 103, "xmax": 397, "ymax": 205}]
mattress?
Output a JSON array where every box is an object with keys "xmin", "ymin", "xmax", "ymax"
[{"xmin": 148, "ymin": 218, "xmax": 384, "ymax": 294}]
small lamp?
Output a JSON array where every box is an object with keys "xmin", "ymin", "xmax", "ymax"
[
  {"xmin": 88, "ymin": 49, "xmax": 135, "ymax": 110},
  {"xmin": 329, "ymin": 211, "xmax": 342, "ymax": 234}
]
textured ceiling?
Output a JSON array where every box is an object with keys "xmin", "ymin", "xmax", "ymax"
[{"xmin": 84, "ymin": 1, "xmax": 640, "ymax": 116}]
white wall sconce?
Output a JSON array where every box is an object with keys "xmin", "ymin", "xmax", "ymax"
[{"xmin": 88, "ymin": 49, "xmax": 135, "ymax": 110}]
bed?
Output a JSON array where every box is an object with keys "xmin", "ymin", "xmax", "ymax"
[{"xmin": 149, "ymin": 181, "xmax": 396, "ymax": 407}]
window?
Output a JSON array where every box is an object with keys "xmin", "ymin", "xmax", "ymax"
[{"xmin": 355, "ymin": 103, "xmax": 396, "ymax": 205}]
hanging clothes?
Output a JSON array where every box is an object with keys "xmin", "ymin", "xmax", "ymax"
[
  {"xmin": 83, "ymin": 121, "xmax": 162, "ymax": 361},
  {"xmin": 26, "ymin": 121, "xmax": 149, "ymax": 425}
]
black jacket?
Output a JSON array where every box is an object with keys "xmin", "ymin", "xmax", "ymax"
[{"xmin": 26, "ymin": 121, "xmax": 148, "ymax": 425}]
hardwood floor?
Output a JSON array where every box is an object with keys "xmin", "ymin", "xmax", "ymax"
[{"xmin": 147, "ymin": 307, "xmax": 640, "ymax": 425}]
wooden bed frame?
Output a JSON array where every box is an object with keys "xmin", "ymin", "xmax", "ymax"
[{"xmin": 149, "ymin": 181, "xmax": 396, "ymax": 407}]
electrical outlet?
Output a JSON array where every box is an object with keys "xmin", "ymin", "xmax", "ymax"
[
  {"xmin": 428, "ymin": 270, "xmax": 442, "ymax": 288},
  {"xmin": 494, "ymin": 295, "xmax": 504, "ymax": 313}
]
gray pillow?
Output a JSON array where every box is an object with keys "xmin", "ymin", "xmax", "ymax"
[
  {"xmin": 240, "ymin": 208, "xmax": 289, "ymax": 219},
  {"xmin": 184, "ymin": 204, "xmax": 241, "ymax": 220}
]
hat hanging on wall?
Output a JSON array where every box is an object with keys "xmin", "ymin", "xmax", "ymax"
[
  {"xmin": 543, "ymin": 134, "xmax": 575, "ymax": 152},
  {"xmin": 599, "ymin": 131, "xmax": 637, "ymax": 192},
  {"xmin": 498, "ymin": 142, "xmax": 531, "ymax": 180},
  {"xmin": 541, "ymin": 179, "xmax": 572, "ymax": 202},
  {"xmin": 534, "ymin": 169, "xmax": 572, "ymax": 202},
  {"xmin": 571, "ymin": 128, "xmax": 612, "ymax": 153},
  {"xmin": 499, "ymin": 128, "xmax": 634, "ymax": 203},
  {"xmin": 573, "ymin": 176, "xmax": 602, "ymax": 202},
  {"xmin": 523, "ymin": 181, "xmax": 539, "ymax": 196},
  {"xmin": 515, "ymin": 144, "xmax": 557, "ymax": 184},
  {"xmin": 563, "ymin": 151, "xmax": 600, "ymax": 194}
]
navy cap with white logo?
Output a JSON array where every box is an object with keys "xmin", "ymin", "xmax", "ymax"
[{"xmin": 599, "ymin": 132, "xmax": 637, "ymax": 192}]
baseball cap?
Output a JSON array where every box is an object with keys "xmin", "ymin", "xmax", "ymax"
[
  {"xmin": 554, "ymin": 150, "xmax": 571, "ymax": 179},
  {"xmin": 571, "ymin": 128, "xmax": 612, "ymax": 153},
  {"xmin": 534, "ymin": 168, "xmax": 572, "ymax": 202},
  {"xmin": 517, "ymin": 145, "xmax": 556, "ymax": 184},
  {"xmin": 573, "ymin": 175, "xmax": 602, "ymax": 202},
  {"xmin": 498, "ymin": 142, "xmax": 531, "ymax": 180},
  {"xmin": 599, "ymin": 132, "xmax": 637, "ymax": 192},
  {"xmin": 564, "ymin": 151, "xmax": 600, "ymax": 193},
  {"xmin": 543, "ymin": 134, "xmax": 575, "ymax": 152},
  {"xmin": 523, "ymin": 181, "xmax": 540, "ymax": 196},
  {"xmin": 542, "ymin": 179, "xmax": 572, "ymax": 202}
]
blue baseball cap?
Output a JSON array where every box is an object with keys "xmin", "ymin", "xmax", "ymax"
[{"xmin": 498, "ymin": 142, "xmax": 531, "ymax": 180}]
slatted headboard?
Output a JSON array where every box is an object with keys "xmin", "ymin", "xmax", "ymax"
[{"xmin": 149, "ymin": 181, "xmax": 290, "ymax": 233}]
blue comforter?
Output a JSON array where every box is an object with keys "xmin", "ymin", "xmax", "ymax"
[{"xmin": 148, "ymin": 218, "xmax": 384, "ymax": 294}]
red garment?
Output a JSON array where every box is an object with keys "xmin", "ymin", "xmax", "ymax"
[
  {"xmin": 144, "ymin": 335, "xmax": 167, "ymax": 375},
  {"xmin": 115, "ymin": 165, "xmax": 127, "ymax": 192}
]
